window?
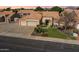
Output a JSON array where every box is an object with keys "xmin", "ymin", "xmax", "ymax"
[
  {"xmin": 28, "ymin": 13, "xmax": 30, "ymax": 15},
  {"xmin": 23, "ymin": 13, "xmax": 27, "ymax": 15}
]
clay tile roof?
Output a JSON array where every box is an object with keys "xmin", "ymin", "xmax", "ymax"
[
  {"xmin": 19, "ymin": 10, "xmax": 60, "ymax": 21},
  {"xmin": 41, "ymin": 11, "xmax": 60, "ymax": 19},
  {"xmin": 0, "ymin": 11, "xmax": 14, "ymax": 15},
  {"xmin": 18, "ymin": 10, "xmax": 34, "ymax": 13},
  {"xmin": 20, "ymin": 13, "xmax": 42, "ymax": 20}
]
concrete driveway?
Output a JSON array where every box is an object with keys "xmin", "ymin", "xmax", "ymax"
[{"xmin": 0, "ymin": 23, "xmax": 35, "ymax": 36}]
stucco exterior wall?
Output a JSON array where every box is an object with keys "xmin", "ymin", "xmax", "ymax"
[
  {"xmin": 20, "ymin": 19, "xmax": 39, "ymax": 27},
  {"xmin": 20, "ymin": 20, "xmax": 26, "ymax": 26},
  {"xmin": 76, "ymin": 24, "xmax": 79, "ymax": 30}
]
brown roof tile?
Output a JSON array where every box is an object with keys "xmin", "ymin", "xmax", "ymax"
[
  {"xmin": 19, "ymin": 10, "xmax": 60, "ymax": 21},
  {"xmin": 40, "ymin": 11, "xmax": 60, "ymax": 19},
  {"xmin": 0, "ymin": 11, "xmax": 14, "ymax": 15},
  {"xmin": 18, "ymin": 10, "xmax": 35, "ymax": 13},
  {"xmin": 20, "ymin": 13, "xmax": 42, "ymax": 20}
]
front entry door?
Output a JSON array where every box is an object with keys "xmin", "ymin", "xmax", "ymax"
[{"xmin": 45, "ymin": 19, "xmax": 49, "ymax": 25}]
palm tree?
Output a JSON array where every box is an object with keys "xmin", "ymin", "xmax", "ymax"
[{"xmin": 39, "ymin": 12, "xmax": 43, "ymax": 26}]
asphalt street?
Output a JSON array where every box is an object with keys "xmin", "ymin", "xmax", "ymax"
[
  {"xmin": 0, "ymin": 36, "xmax": 44, "ymax": 52},
  {"xmin": 0, "ymin": 36, "xmax": 79, "ymax": 52}
]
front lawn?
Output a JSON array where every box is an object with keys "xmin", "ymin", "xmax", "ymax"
[
  {"xmin": 47, "ymin": 27, "xmax": 68, "ymax": 39},
  {"xmin": 47, "ymin": 27, "xmax": 76, "ymax": 40},
  {"xmin": 33, "ymin": 26, "xmax": 76, "ymax": 40}
]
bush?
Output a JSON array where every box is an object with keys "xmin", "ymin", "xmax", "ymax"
[
  {"xmin": 34, "ymin": 26, "xmax": 48, "ymax": 34},
  {"xmin": 41, "ymin": 33, "xmax": 48, "ymax": 37},
  {"xmin": 34, "ymin": 27, "xmax": 41, "ymax": 33}
]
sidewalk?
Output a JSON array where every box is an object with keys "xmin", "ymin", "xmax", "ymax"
[{"xmin": 0, "ymin": 32, "xmax": 79, "ymax": 45}]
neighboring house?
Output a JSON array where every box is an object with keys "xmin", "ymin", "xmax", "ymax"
[
  {"xmin": 64, "ymin": 9, "xmax": 73, "ymax": 13},
  {"xmin": 73, "ymin": 10, "xmax": 79, "ymax": 30},
  {"xmin": 0, "ymin": 14, "xmax": 5, "ymax": 22},
  {"xmin": 0, "ymin": 11, "xmax": 14, "ymax": 23}
]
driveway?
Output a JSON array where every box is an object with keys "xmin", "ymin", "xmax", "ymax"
[{"xmin": 0, "ymin": 23, "xmax": 35, "ymax": 36}]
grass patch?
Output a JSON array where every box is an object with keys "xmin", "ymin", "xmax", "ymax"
[
  {"xmin": 47, "ymin": 27, "xmax": 68, "ymax": 39},
  {"xmin": 47, "ymin": 27, "xmax": 76, "ymax": 40},
  {"xmin": 34, "ymin": 26, "xmax": 76, "ymax": 40}
]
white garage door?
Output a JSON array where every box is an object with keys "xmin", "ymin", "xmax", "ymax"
[{"xmin": 27, "ymin": 21, "xmax": 39, "ymax": 27}]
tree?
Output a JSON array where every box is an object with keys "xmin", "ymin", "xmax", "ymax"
[
  {"xmin": 5, "ymin": 7, "xmax": 11, "ymax": 11},
  {"xmin": 39, "ymin": 13, "xmax": 43, "ymax": 25},
  {"xmin": 12, "ymin": 9, "xmax": 19, "ymax": 13},
  {"xmin": 44, "ymin": 8, "xmax": 49, "ymax": 11},
  {"xmin": 20, "ymin": 8, "xmax": 25, "ymax": 10},
  {"xmin": 34, "ymin": 6, "xmax": 44, "ymax": 11},
  {"xmin": 60, "ymin": 11, "xmax": 77, "ymax": 33},
  {"xmin": 50, "ymin": 6, "xmax": 64, "ymax": 12},
  {"xmin": 2, "ymin": 7, "xmax": 11, "ymax": 11}
]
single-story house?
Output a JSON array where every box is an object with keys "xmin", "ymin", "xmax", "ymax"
[
  {"xmin": 18, "ymin": 10, "xmax": 60, "ymax": 27},
  {"xmin": 0, "ymin": 14, "xmax": 5, "ymax": 22},
  {"xmin": 64, "ymin": 9, "xmax": 73, "ymax": 13},
  {"xmin": 72, "ymin": 10, "xmax": 79, "ymax": 30},
  {"xmin": 19, "ymin": 11, "xmax": 42, "ymax": 27},
  {"xmin": 0, "ymin": 11, "xmax": 14, "ymax": 23}
]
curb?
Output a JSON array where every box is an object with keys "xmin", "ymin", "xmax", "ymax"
[{"xmin": 0, "ymin": 32, "xmax": 79, "ymax": 45}]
